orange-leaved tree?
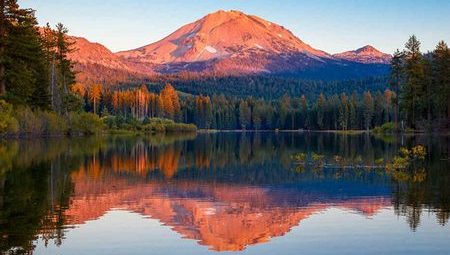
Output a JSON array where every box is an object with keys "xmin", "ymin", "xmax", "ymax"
[
  {"xmin": 89, "ymin": 84, "xmax": 102, "ymax": 115},
  {"xmin": 160, "ymin": 83, "xmax": 180, "ymax": 120}
]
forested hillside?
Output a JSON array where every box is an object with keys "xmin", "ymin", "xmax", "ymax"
[{"xmin": 142, "ymin": 75, "xmax": 388, "ymax": 100}]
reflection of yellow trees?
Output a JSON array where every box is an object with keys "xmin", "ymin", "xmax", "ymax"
[
  {"xmin": 195, "ymin": 151, "xmax": 211, "ymax": 169},
  {"xmin": 75, "ymin": 144, "xmax": 183, "ymax": 179},
  {"xmin": 289, "ymin": 144, "xmax": 432, "ymax": 190},
  {"xmin": 158, "ymin": 147, "xmax": 182, "ymax": 178},
  {"xmin": 0, "ymin": 141, "xmax": 18, "ymax": 174},
  {"xmin": 109, "ymin": 154, "xmax": 151, "ymax": 176},
  {"xmin": 86, "ymin": 155, "xmax": 102, "ymax": 180},
  {"xmin": 386, "ymin": 145, "xmax": 428, "ymax": 183}
]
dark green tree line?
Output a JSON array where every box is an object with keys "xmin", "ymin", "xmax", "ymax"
[{"xmin": 391, "ymin": 36, "xmax": 450, "ymax": 131}]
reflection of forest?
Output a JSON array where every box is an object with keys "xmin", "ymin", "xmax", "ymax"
[{"xmin": 0, "ymin": 133, "xmax": 449, "ymax": 253}]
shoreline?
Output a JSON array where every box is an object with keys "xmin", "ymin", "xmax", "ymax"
[
  {"xmin": 2, "ymin": 129, "xmax": 448, "ymax": 140},
  {"xmin": 197, "ymin": 129, "xmax": 449, "ymax": 135}
]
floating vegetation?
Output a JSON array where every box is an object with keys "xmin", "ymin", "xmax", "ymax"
[
  {"xmin": 386, "ymin": 145, "xmax": 427, "ymax": 182},
  {"xmin": 291, "ymin": 145, "xmax": 428, "ymax": 183},
  {"xmin": 291, "ymin": 152, "xmax": 384, "ymax": 177}
]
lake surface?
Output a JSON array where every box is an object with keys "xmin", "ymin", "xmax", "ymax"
[{"xmin": 0, "ymin": 132, "xmax": 449, "ymax": 254}]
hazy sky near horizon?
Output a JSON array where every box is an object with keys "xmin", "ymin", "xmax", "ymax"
[{"xmin": 19, "ymin": 0, "xmax": 450, "ymax": 54}]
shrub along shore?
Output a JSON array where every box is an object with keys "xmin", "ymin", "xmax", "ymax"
[{"xmin": 0, "ymin": 100, "xmax": 196, "ymax": 137}]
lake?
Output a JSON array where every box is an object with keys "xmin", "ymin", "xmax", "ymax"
[{"xmin": 0, "ymin": 132, "xmax": 449, "ymax": 255}]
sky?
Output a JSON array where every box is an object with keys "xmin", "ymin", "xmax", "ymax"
[{"xmin": 18, "ymin": 0, "xmax": 450, "ymax": 54}]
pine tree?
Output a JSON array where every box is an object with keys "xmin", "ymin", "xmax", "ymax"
[
  {"xmin": 239, "ymin": 100, "xmax": 251, "ymax": 130},
  {"xmin": 338, "ymin": 93, "xmax": 349, "ymax": 130},
  {"xmin": 252, "ymin": 100, "xmax": 264, "ymax": 130},
  {"xmin": 349, "ymin": 92, "xmax": 358, "ymax": 129},
  {"xmin": 1, "ymin": 0, "xmax": 50, "ymax": 108},
  {"xmin": 279, "ymin": 94, "xmax": 291, "ymax": 129},
  {"xmin": 403, "ymin": 35, "xmax": 425, "ymax": 128},
  {"xmin": 300, "ymin": 95, "xmax": 308, "ymax": 129},
  {"xmin": 374, "ymin": 91, "xmax": 385, "ymax": 127},
  {"xmin": 432, "ymin": 41, "xmax": 450, "ymax": 127},
  {"xmin": 330, "ymin": 94, "xmax": 340, "ymax": 130},
  {"xmin": 315, "ymin": 94, "xmax": 326, "ymax": 130},
  {"xmin": 423, "ymin": 55, "xmax": 433, "ymax": 126},
  {"xmin": 54, "ymin": 23, "xmax": 76, "ymax": 114},
  {"xmin": 384, "ymin": 89, "xmax": 393, "ymax": 123},
  {"xmin": 363, "ymin": 91, "xmax": 374, "ymax": 130},
  {"xmin": 390, "ymin": 49, "xmax": 404, "ymax": 131}
]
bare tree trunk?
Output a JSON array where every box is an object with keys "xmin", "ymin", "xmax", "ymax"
[
  {"xmin": 0, "ymin": 0, "xmax": 6, "ymax": 96},
  {"xmin": 0, "ymin": 60, "xmax": 4, "ymax": 96},
  {"xmin": 412, "ymin": 96, "xmax": 416, "ymax": 129},
  {"xmin": 427, "ymin": 101, "xmax": 432, "ymax": 130},
  {"xmin": 0, "ymin": 175, "xmax": 5, "ymax": 209},
  {"xmin": 51, "ymin": 55, "xmax": 57, "ymax": 110},
  {"xmin": 448, "ymin": 94, "xmax": 450, "ymax": 130},
  {"xmin": 291, "ymin": 114, "xmax": 294, "ymax": 130},
  {"xmin": 394, "ymin": 80, "xmax": 399, "ymax": 132},
  {"xmin": 62, "ymin": 73, "xmax": 69, "ymax": 117}
]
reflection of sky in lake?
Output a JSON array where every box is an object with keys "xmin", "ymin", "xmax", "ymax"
[{"xmin": 34, "ymin": 208, "xmax": 449, "ymax": 255}]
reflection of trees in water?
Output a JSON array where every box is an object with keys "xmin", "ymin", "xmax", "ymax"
[
  {"xmin": 0, "ymin": 134, "xmax": 197, "ymax": 254},
  {"xmin": 0, "ymin": 141, "xmax": 18, "ymax": 175},
  {"xmin": 392, "ymin": 156, "xmax": 450, "ymax": 230},
  {"xmin": 389, "ymin": 137, "xmax": 450, "ymax": 230},
  {"xmin": 0, "ymin": 133, "xmax": 449, "ymax": 253},
  {"xmin": 0, "ymin": 161, "xmax": 73, "ymax": 254}
]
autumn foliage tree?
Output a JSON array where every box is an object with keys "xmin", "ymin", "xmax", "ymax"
[
  {"xmin": 87, "ymin": 84, "xmax": 102, "ymax": 115},
  {"xmin": 160, "ymin": 84, "xmax": 181, "ymax": 120}
]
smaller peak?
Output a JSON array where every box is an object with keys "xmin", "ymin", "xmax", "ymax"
[
  {"xmin": 361, "ymin": 45, "xmax": 376, "ymax": 49},
  {"xmin": 356, "ymin": 45, "xmax": 379, "ymax": 53}
]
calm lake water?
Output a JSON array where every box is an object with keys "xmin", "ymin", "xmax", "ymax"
[{"xmin": 0, "ymin": 132, "xmax": 449, "ymax": 255}]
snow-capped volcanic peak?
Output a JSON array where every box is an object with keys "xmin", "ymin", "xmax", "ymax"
[
  {"xmin": 116, "ymin": 10, "xmax": 331, "ymax": 64},
  {"xmin": 333, "ymin": 45, "xmax": 392, "ymax": 64},
  {"xmin": 66, "ymin": 10, "xmax": 391, "ymax": 82}
]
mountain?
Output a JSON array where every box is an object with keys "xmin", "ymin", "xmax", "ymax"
[
  {"xmin": 333, "ymin": 45, "xmax": 392, "ymax": 64},
  {"xmin": 68, "ymin": 10, "xmax": 391, "ymax": 83},
  {"xmin": 69, "ymin": 36, "xmax": 129, "ymax": 70},
  {"xmin": 67, "ymin": 36, "xmax": 153, "ymax": 84},
  {"xmin": 117, "ymin": 10, "xmax": 330, "ymax": 65}
]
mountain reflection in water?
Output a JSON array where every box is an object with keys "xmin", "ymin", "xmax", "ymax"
[{"xmin": 0, "ymin": 133, "xmax": 449, "ymax": 254}]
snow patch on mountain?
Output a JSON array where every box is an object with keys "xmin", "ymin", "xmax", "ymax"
[
  {"xmin": 205, "ymin": 45, "xmax": 218, "ymax": 54},
  {"xmin": 254, "ymin": 43, "xmax": 264, "ymax": 49}
]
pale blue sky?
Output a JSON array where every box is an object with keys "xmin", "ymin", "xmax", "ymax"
[{"xmin": 19, "ymin": 0, "xmax": 450, "ymax": 54}]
